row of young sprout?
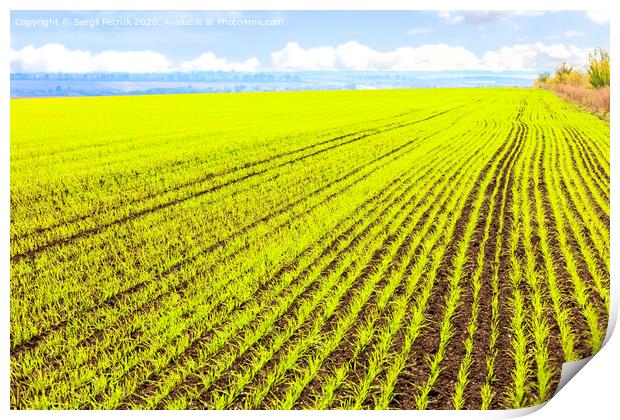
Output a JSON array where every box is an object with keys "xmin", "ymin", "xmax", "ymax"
[
  {"xmin": 12, "ymin": 91, "xmax": 609, "ymax": 409},
  {"xmin": 413, "ymin": 118, "xmax": 518, "ymax": 410},
  {"xmin": 12, "ymin": 109, "xmax": 474, "ymax": 406},
  {"xmin": 502, "ymin": 103, "xmax": 609, "ymax": 408},
  {"xmin": 479, "ymin": 121, "xmax": 519, "ymax": 410},
  {"xmin": 10, "ymin": 124, "xmax": 416, "ymax": 380},
  {"xmin": 453, "ymin": 120, "xmax": 525, "ymax": 409},
  {"xmin": 271, "ymin": 123, "xmax": 499, "ymax": 410},
  {"xmin": 11, "ymin": 108, "xmax": 437, "ymax": 255},
  {"xmin": 123, "ymin": 133, "xmax": 451, "ymax": 410},
  {"xmin": 145, "ymin": 120, "xmax": 493, "ymax": 410},
  {"xmin": 85, "ymin": 115, "xmax": 490, "ymax": 410},
  {"xmin": 514, "ymin": 120, "xmax": 554, "ymax": 406},
  {"xmin": 11, "ymin": 94, "xmax": 454, "ymax": 241},
  {"xmin": 545, "ymin": 124, "xmax": 608, "ymax": 349},
  {"xmin": 299, "ymin": 124, "xmax": 499, "ymax": 410},
  {"xmin": 561, "ymin": 124, "xmax": 610, "ymax": 273},
  {"xmin": 12, "ymin": 110, "xmax": 451, "ymax": 349},
  {"xmin": 12, "ymin": 95, "xmax": 469, "ymax": 254},
  {"xmin": 12, "ymin": 139, "xmax": 412, "ymax": 406}
]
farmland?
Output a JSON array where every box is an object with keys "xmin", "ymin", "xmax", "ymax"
[{"xmin": 10, "ymin": 88, "xmax": 609, "ymax": 409}]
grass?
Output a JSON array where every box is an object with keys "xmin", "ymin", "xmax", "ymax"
[{"xmin": 10, "ymin": 88, "xmax": 609, "ymax": 410}]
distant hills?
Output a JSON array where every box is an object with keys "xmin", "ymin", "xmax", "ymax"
[{"xmin": 10, "ymin": 71, "xmax": 539, "ymax": 97}]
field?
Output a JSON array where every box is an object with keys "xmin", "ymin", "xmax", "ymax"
[{"xmin": 10, "ymin": 88, "xmax": 610, "ymax": 410}]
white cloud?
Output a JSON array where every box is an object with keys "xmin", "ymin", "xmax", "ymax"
[
  {"xmin": 438, "ymin": 11, "xmax": 544, "ymax": 25},
  {"xmin": 271, "ymin": 41, "xmax": 481, "ymax": 71},
  {"xmin": 270, "ymin": 42, "xmax": 335, "ymax": 71},
  {"xmin": 271, "ymin": 41, "xmax": 592, "ymax": 72},
  {"xmin": 10, "ymin": 43, "xmax": 171, "ymax": 73},
  {"xmin": 585, "ymin": 11, "xmax": 609, "ymax": 25},
  {"xmin": 180, "ymin": 53, "xmax": 260, "ymax": 72},
  {"xmin": 10, "ymin": 40, "xmax": 593, "ymax": 75},
  {"xmin": 10, "ymin": 43, "xmax": 260, "ymax": 73},
  {"xmin": 438, "ymin": 11, "xmax": 464, "ymax": 24},
  {"xmin": 482, "ymin": 42, "xmax": 590, "ymax": 71}
]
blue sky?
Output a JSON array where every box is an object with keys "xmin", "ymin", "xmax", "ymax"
[{"xmin": 10, "ymin": 10, "xmax": 610, "ymax": 72}]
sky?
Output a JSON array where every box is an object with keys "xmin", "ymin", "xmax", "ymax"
[{"xmin": 10, "ymin": 10, "xmax": 610, "ymax": 73}]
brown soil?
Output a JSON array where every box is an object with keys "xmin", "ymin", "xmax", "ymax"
[{"xmin": 389, "ymin": 120, "xmax": 520, "ymax": 410}]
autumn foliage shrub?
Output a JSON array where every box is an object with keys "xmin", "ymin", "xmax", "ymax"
[{"xmin": 535, "ymin": 49, "xmax": 610, "ymax": 118}]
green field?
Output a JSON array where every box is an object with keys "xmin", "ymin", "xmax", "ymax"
[{"xmin": 10, "ymin": 88, "xmax": 610, "ymax": 409}]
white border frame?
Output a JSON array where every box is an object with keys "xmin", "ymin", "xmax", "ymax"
[{"xmin": 2, "ymin": 1, "xmax": 616, "ymax": 418}]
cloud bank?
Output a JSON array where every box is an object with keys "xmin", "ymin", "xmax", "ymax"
[
  {"xmin": 270, "ymin": 41, "xmax": 591, "ymax": 71},
  {"xmin": 10, "ymin": 44, "xmax": 260, "ymax": 73},
  {"xmin": 9, "ymin": 44, "xmax": 171, "ymax": 73},
  {"xmin": 180, "ymin": 53, "xmax": 260, "ymax": 72},
  {"xmin": 11, "ymin": 41, "xmax": 592, "ymax": 74}
]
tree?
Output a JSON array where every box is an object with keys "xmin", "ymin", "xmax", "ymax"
[
  {"xmin": 587, "ymin": 48, "xmax": 610, "ymax": 88},
  {"xmin": 537, "ymin": 72, "xmax": 551, "ymax": 84},
  {"xmin": 554, "ymin": 62, "xmax": 575, "ymax": 84}
]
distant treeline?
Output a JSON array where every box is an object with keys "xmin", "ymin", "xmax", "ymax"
[{"xmin": 10, "ymin": 71, "xmax": 304, "ymax": 82}]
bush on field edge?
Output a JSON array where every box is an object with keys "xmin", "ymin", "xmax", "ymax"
[{"xmin": 534, "ymin": 48, "xmax": 610, "ymax": 120}]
